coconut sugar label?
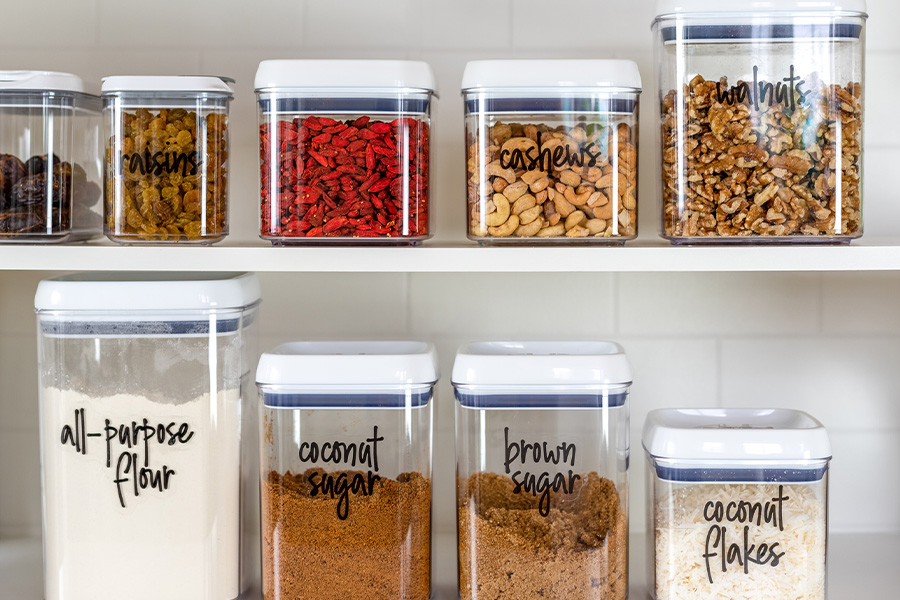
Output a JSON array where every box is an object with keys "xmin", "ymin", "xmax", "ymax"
[{"xmin": 59, "ymin": 406, "xmax": 195, "ymax": 508}]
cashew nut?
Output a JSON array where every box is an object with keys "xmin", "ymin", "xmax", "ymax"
[
  {"xmin": 512, "ymin": 194, "xmax": 536, "ymax": 215},
  {"xmin": 485, "ymin": 193, "xmax": 510, "ymax": 226},
  {"xmin": 502, "ymin": 181, "xmax": 528, "ymax": 202},
  {"xmin": 488, "ymin": 214, "xmax": 520, "ymax": 237},
  {"xmin": 486, "ymin": 161, "xmax": 517, "ymax": 185},
  {"xmin": 566, "ymin": 225, "xmax": 590, "ymax": 238},
  {"xmin": 565, "ymin": 211, "xmax": 586, "ymax": 230},
  {"xmin": 586, "ymin": 218, "xmax": 607, "ymax": 234},
  {"xmin": 536, "ymin": 224, "xmax": 566, "ymax": 237},
  {"xmin": 514, "ymin": 218, "xmax": 542, "ymax": 237},
  {"xmin": 500, "ymin": 137, "xmax": 538, "ymax": 157},
  {"xmin": 518, "ymin": 205, "xmax": 542, "ymax": 225}
]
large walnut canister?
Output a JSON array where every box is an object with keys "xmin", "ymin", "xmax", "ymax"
[{"xmin": 653, "ymin": 0, "xmax": 867, "ymax": 243}]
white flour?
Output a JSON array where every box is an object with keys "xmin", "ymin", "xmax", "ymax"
[{"xmin": 40, "ymin": 388, "xmax": 241, "ymax": 600}]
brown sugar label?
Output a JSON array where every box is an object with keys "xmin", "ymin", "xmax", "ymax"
[
  {"xmin": 297, "ymin": 425, "xmax": 385, "ymax": 520},
  {"xmin": 502, "ymin": 427, "xmax": 581, "ymax": 516},
  {"xmin": 700, "ymin": 485, "xmax": 790, "ymax": 583}
]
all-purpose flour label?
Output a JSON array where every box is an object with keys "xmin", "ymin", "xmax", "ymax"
[
  {"xmin": 58, "ymin": 406, "xmax": 195, "ymax": 508},
  {"xmin": 41, "ymin": 388, "xmax": 241, "ymax": 600}
]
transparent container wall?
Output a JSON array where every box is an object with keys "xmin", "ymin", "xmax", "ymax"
[
  {"xmin": 655, "ymin": 15, "xmax": 865, "ymax": 243},
  {"xmin": 455, "ymin": 388, "xmax": 629, "ymax": 600},
  {"xmin": 259, "ymin": 391, "xmax": 433, "ymax": 600},
  {"xmin": 0, "ymin": 92, "xmax": 101, "ymax": 242},
  {"xmin": 257, "ymin": 92, "xmax": 432, "ymax": 245},
  {"xmin": 36, "ymin": 307, "xmax": 258, "ymax": 600},
  {"xmin": 104, "ymin": 93, "xmax": 230, "ymax": 244},
  {"xmin": 645, "ymin": 457, "xmax": 829, "ymax": 600},
  {"xmin": 464, "ymin": 92, "xmax": 639, "ymax": 244}
]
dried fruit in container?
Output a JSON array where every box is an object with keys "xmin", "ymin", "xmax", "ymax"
[
  {"xmin": 255, "ymin": 60, "xmax": 436, "ymax": 245},
  {"xmin": 0, "ymin": 71, "xmax": 102, "ymax": 242},
  {"xmin": 102, "ymin": 76, "xmax": 233, "ymax": 244}
]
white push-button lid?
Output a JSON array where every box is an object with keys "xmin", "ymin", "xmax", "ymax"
[
  {"xmin": 255, "ymin": 60, "xmax": 437, "ymax": 93},
  {"xmin": 35, "ymin": 272, "xmax": 260, "ymax": 315},
  {"xmin": 461, "ymin": 60, "xmax": 641, "ymax": 92},
  {"xmin": 642, "ymin": 408, "xmax": 832, "ymax": 461},
  {"xmin": 257, "ymin": 341, "xmax": 439, "ymax": 387},
  {"xmin": 655, "ymin": 0, "xmax": 867, "ymax": 17},
  {"xmin": 0, "ymin": 71, "xmax": 94, "ymax": 95},
  {"xmin": 452, "ymin": 341, "xmax": 632, "ymax": 387}
]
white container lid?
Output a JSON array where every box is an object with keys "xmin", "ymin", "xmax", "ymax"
[
  {"xmin": 0, "ymin": 71, "xmax": 94, "ymax": 95},
  {"xmin": 643, "ymin": 408, "xmax": 832, "ymax": 461},
  {"xmin": 257, "ymin": 341, "xmax": 439, "ymax": 387},
  {"xmin": 461, "ymin": 60, "xmax": 641, "ymax": 93},
  {"xmin": 254, "ymin": 60, "xmax": 437, "ymax": 94},
  {"xmin": 655, "ymin": 0, "xmax": 867, "ymax": 16},
  {"xmin": 452, "ymin": 341, "xmax": 632, "ymax": 387},
  {"xmin": 35, "ymin": 272, "xmax": 260, "ymax": 316},
  {"xmin": 101, "ymin": 76, "xmax": 234, "ymax": 95}
]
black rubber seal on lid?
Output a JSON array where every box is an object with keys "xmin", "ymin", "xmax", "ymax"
[
  {"xmin": 654, "ymin": 465, "xmax": 828, "ymax": 483},
  {"xmin": 660, "ymin": 23, "xmax": 863, "ymax": 42},
  {"xmin": 40, "ymin": 318, "xmax": 244, "ymax": 335},
  {"xmin": 258, "ymin": 97, "xmax": 430, "ymax": 114},
  {"xmin": 465, "ymin": 97, "xmax": 637, "ymax": 115},
  {"xmin": 455, "ymin": 391, "xmax": 628, "ymax": 409},
  {"xmin": 262, "ymin": 389, "xmax": 433, "ymax": 408}
]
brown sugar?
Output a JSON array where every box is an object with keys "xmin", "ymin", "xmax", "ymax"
[
  {"xmin": 458, "ymin": 471, "xmax": 627, "ymax": 600},
  {"xmin": 262, "ymin": 469, "xmax": 431, "ymax": 600}
]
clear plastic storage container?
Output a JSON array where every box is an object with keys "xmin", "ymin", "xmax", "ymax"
[
  {"xmin": 643, "ymin": 409, "xmax": 832, "ymax": 600},
  {"xmin": 462, "ymin": 60, "xmax": 641, "ymax": 244},
  {"xmin": 654, "ymin": 1, "xmax": 867, "ymax": 243},
  {"xmin": 255, "ymin": 60, "xmax": 435, "ymax": 244},
  {"xmin": 35, "ymin": 272, "xmax": 261, "ymax": 600},
  {"xmin": 0, "ymin": 71, "xmax": 101, "ymax": 242},
  {"xmin": 256, "ymin": 341, "xmax": 437, "ymax": 600},
  {"xmin": 452, "ymin": 342, "xmax": 632, "ymax": 600},
  {"xmin": 102, "ymin": 76, "xmax": 233, "ymax": 244}
]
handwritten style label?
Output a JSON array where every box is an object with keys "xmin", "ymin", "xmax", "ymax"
[
  {"xmin": 59, "ymin": 408, "xmax": 194, "ymax": 508},
  {"xmin": 297, "ymin": 426, "xmax": 385, "ymax": 520},
  {"xmin": 120, "ymin": 146, "xmax": 200, "ymax": 178},
  {"xmin": 700, "ymin": 486, "xmax": 790, "ymax": 583},
  {"xmin": 714, "ymin": 65, "xmax": 810, "ymax": 112},
  {"xmin": 498, "ymin": 130, "xmax": 607, "ymax": 173},
  {"xmin": 503, "ymin": 427, "xmax": 581, "ymax": 517}
]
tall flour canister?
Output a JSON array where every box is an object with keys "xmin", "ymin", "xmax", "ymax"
[
  {"xmin": 452, "ymin": 342, "xmax": 632, "ymax": 600},
  {"xmin": 256, "ymin": 342, "xmax": 437, "ymax": 600},
  {"xmin": 35, "ymin": 273, "xmax": 261, "ymax": 600},
  {"xmin": 643, "ymin": 409, "xmax": 832, "ymax": 600}
]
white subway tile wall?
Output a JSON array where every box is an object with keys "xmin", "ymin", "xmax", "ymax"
[{"xmin": 1, "ymin": 0, "xmax": 899, "ymax": 539}]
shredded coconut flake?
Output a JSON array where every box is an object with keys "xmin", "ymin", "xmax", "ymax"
[{"xmin": 654, "ymin": 483, "xmax": 826, "ymax": 600}]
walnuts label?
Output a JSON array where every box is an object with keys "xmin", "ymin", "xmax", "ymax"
[{"xmin": 715, "ymin": 65, "xmax": 810, "ymax": 112}]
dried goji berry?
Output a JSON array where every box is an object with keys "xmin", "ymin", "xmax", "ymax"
[{"xmin": 259, "ymin": 116, "xmax": 429, "ymax": 241}]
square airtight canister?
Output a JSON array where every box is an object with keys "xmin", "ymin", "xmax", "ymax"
[
  {"xmin": 452, "ymin": 341, "xmax": 632, "ymax": 600},
  {"xmin": 642, "ymin": 408, "xmax": 832, "ymax": 600},
  {"xmin": 35, "ymin": 272, "xmax": 261, "ymax": 600},
  {"xmin": 256, "ymin": 341, "xmax": 438, "ymax": 600}
]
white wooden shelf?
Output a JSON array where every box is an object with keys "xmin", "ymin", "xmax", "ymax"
[
  {"xmin": 4, "ymin": 237, "xmax": 900, "ymax": 273},
  {"xmin": 2, "ymin": 532, "xmax": 897, "ymax": 598}
]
